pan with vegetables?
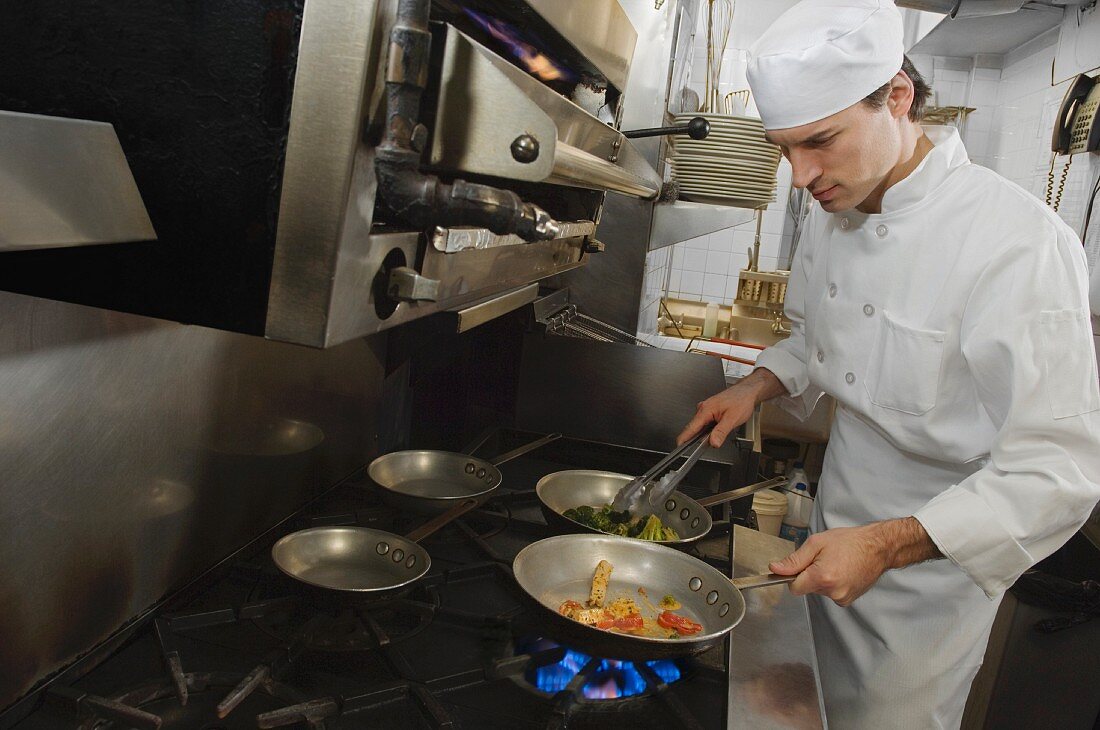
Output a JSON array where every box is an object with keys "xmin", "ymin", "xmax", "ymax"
[
  {"xmin": 512, "ymin": 534, "xmax": 794, "ymax": 661},
  {"xmin": 536, "ymin": 470, "xmax": 787, "ymax": 548}
]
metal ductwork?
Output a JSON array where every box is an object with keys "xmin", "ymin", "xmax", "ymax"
[{"xmin": 897, "ymin": 0, "xmax": 1082, "ymax": 17}]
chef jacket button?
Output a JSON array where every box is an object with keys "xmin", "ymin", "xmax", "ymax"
[
  {"xmin": 828, "ymin": 283, "xmax": 837, "ymax": 298},
  {"xmin": 845, "ymin": 372, "xmax": 856, "ymax": 384},
  {"xmin": 863, "ymin": 304, "xmax": 875, "ymax": 316},
  {"xmin": 875, "ymin": 224, "xmax": 888, "ymax": 238},
  {"xmin": 817, "ymin": 350, "xmax": 825, "ymax": 363},
  {"xmin": 839, "ymin": 218, "xmax": 850, "ymax": 230}
]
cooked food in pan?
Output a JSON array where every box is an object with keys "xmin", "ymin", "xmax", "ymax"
[
  {"xmin": 557, "ymin": 559, "xmax": 703, "ymax": 638},
  {"xmin": 561, "ymin": 504, "xmax": 679, "ymax": 541}
]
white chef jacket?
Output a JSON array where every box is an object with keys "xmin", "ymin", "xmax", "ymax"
[{"xmin": 755, "ymin": 126, "xmax": 1100, "ymax": 729}]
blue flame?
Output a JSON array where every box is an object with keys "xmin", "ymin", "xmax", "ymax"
[{"xmin": 531, "ymin": 647, "xmax": 682, "ymax": 699}]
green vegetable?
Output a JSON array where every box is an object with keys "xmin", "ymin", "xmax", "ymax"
[{"xmin": 563, "ymin": 503, "xmax": 679, "ymax": 541}]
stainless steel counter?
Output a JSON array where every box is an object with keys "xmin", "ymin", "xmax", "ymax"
[{"xmin": 728, "ymin": 526, "xmax": 827, "ymax": 729}]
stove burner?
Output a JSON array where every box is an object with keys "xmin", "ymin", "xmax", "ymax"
[
  {"xmin": 516, "ymin": 638, "xmax": 684, "ymax": 701},
  {"xmin": 60, "ymin": 673, "xmax": 314, "ymax": 730}
]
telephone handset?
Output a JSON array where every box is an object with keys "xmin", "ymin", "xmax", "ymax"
[
  {"xmin": 1053, "ymin": 73, "xmax": 1100, "ymax": 155},
  {"xmin": 1046, "ymin": 73, "xmax": 1099, "ymax": 211}
]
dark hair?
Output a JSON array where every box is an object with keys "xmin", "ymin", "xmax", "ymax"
[{"xmin": 862, "ymin": 56, "xmax": 931, "ymax": 122}]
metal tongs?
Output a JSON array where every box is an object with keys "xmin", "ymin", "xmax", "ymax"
[{"xmin": 611, "ymin": 431, "xmax": 712, "ymax": 518}]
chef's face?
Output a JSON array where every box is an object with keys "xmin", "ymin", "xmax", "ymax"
[{"xmin": 764, "ymin": 73, "xmax": 913, "ymax": 213}]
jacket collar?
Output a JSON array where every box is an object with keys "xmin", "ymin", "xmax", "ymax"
[{"xmin": 875, "ymin": 125, "xmax": 969, "ymax": 215}]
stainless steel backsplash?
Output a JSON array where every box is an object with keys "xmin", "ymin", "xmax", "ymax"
[{"xmin": 0, "ymin": 292, "xmax": 386, "ymax": 713}]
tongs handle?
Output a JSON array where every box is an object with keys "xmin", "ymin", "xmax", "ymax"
[{"xmin": 642, "ymin": 433, "xmax": 711, "ymax": 509}]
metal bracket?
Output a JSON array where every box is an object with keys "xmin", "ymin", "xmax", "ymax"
[{"xmin": 432, "ymin": 221, "xmax": 595, "ymax": 253}]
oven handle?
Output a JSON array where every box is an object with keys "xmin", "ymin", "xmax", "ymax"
[{"xmin": 622, "ymin": 117, "xmax": 710, "ymax": 140}]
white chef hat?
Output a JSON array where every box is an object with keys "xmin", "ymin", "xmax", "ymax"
[{"xmin": 746, "ymin": 0, "xmax": 904, "ymax": 130}]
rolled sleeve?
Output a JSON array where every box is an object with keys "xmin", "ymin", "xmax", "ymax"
[{"xmin": 914, "ymin": 226, "xmax": 1100, "ymax": 598}]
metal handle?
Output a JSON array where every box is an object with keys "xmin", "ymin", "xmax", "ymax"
[
  {"xmin": 622, "ymin": 117, "xmax": 710, "ymax": 140},
  {"xmin": 696, "ymin": 476, "xmax": 788, "ymax": 508},
  {"xmin": 729, "ymin": 572, "xmax": 796, "ymax": 591},
  {"xmin": 489, "ymin": 432, "xmax": 561, "ymax": 466},
  {"xmin": 404, "ymin": 498, "xmax": 480, "ymax": 543}
]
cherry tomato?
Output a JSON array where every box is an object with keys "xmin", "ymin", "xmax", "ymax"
[{"xmin": 657, "ymin": 611, "xmax": 703, "ymax": 635}]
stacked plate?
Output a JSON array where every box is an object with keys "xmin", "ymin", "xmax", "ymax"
[{"xmin": 669, "ymin": 113, "xmax": 781, "ymax": 208}]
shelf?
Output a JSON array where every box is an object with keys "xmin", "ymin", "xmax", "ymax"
[{"xmin": 649, "ymin": 200, "xmax": 758, "ymax": 250}]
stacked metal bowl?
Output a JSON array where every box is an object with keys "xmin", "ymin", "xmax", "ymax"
[{"xmin": 669, "ymin": 113, "xmax": 781, "ymax": 208}]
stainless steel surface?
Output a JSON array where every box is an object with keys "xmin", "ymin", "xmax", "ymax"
[
  {"xmin": 388, "ymin": 266, "xmax": 441, "ymax": 302},
  {"xmin": 321, "ymin": 231, "xmax": 588, "ymax": 348},
  {"xmin": 450, "ymin": 284, "xmax": 538, "ymax": 334},
  {"xmin": 650, "ymin": 199, "xmax": 758, "ymax": 250},
  {"xmin": 537, "ymin": 470, "xmax": 716, "ymax": 546},
  {"xmin": 0, "ymin": 111, "xmax": 155, "ymax": 251},
  {"xmin": 368, "ymin": 433, "xmax": 560, "ymax": 515},
  {"xmin": 513, "ymin": 533, "xmax": 795, "ymax": 661},
  {"xmin": 430, "ymin": 26, "xmax": 661, "ymax": 199},
  {"xmin": 0, "ymin": 290, "xmax": 383, "ymax": 713},
  {"xmin": 369, "ymin": 451, "xmax": 504, "ymax": 509},
  {"xmin": 524, "ymin": 0, "xmax": 637, "ymax": 94},
  {"xmin": 432, "ymin": 222, "xmax": 595, "ymax": 253},
  {"xmin": 538, "ymin": 471, "xmax": 784, "ymax": 547},
  {"xmin": 264, "ymin": 0, "xmax": 383, "ymax": 346},
  {"xmin": 548, "ymin": 142, "xmax": 661, "ymax": 199},
  {"xmin": 272, "ymin": 527, "xmax": 430, "ymax": 593},
  {"xmin": 728, "ymin": 525, "xmax": 827, "ymax": 729}
]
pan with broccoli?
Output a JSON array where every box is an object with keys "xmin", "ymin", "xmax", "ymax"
[{"xmin": 561, "ymin": 504, "xmax": 679, "ymax": 541}]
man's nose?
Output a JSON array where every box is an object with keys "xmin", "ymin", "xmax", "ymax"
[{"xmin": 787, "ymin": 150, "xmax": 822, "ymax": 190}]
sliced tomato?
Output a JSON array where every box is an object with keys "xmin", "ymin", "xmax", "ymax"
[
  {"xmin": 657, "ymin": 611, "xmax": 703, "ymax": 635},
  {"xmin": 597, "ymin": 613, "xmax": 644, "ymax": 631}
]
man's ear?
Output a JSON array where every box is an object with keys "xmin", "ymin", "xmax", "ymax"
[{"xmin": 887, "ymin": 71, "xmax": 915, "ymax": 121}]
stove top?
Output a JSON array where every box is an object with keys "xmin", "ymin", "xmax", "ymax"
[{"xmin": 10, "ymin": 436, "xmax": 737, "ymax": 730}]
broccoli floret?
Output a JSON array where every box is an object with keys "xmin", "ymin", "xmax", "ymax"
[
  {"xmin": 608, "ymin": 509, "xmax": 632, "ymax": 524},
  {"xmin": 590, "ymin": 511, "xmax": 614, "ymax": 532},
  {"xmin": 638, "ymin": 514, "xmax": 666, "ymax": 541},
  {"xmin": 661, "ymin": 525, "xmax": 679, "ymax": 541},
  {"xmin": 563, "ymin": 508, "xmax": 581, "ymax": 522}
]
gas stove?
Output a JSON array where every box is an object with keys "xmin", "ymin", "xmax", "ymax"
[{"xmin": 11, "ymin": 434, "xmax": 740, "ymax": 729}]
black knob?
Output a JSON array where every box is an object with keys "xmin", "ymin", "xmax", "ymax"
[
  {"xmin": 621, "ymin": 117, "xmax": 711, "ymax": 140},
  {"xmin": 686, "ymin": 117, "xmax": 710, "ymax": 140},
  {"xmin": 511, "ymin": 134, "xmax": 540, "ymax": 163}
]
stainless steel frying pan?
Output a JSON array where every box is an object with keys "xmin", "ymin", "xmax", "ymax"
[
  {"xmin": 512, "ymin": 534, "xmax": 793, "ymax": 661},
  {"xmin": 369, "ymin": 433, "xmax": 560, "ymax": 514},
  {"xmin": 537, "ymin": 470, "xmax": 787, "ymax": 548},
  {"xmin": 271, "ymin": 496, "xmax": 477, "ymax": 593},
  {"xmin": 274, "ymin": 433, "xmax": 561, "ymax": 594}
]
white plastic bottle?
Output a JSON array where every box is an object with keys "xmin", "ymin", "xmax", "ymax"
[
  {"xmin": 703, "ymin": 302, "xmax": 719, "ymax": 338},
  {"xmin": 780, "ymin": 462, "xmax": 811, "ymax": 546}
]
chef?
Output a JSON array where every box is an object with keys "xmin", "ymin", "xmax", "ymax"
[{"xmin": 677, "ymin": 0, "xmax": 1100, "ymax": 727}]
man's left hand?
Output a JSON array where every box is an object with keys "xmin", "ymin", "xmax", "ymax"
[{"xmin": 768, "ymin": 517, "xmax": 941, "ymax": 607}]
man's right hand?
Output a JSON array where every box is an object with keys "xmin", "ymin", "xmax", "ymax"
[{"xmin": 676, "ymin": 367, "xmax": 786, "ymax": 448}]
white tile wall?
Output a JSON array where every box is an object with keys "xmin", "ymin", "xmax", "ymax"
[
  {"xmin": 918, "ymin": 25, "xmax": 1100, "ymax": 239},
  {"xmin": 636, "ymin": 245, "xmax": 671, "ymax": 336}
]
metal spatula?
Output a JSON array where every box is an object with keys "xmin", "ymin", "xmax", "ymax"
[{"xmin": 611, "ymin": 431, "xmax": 712, "ymax": 518}]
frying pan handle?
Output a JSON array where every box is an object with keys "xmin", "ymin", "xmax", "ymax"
[
  {"xmin": 489, "ymin": 433, "xmax": 562, "ymax": 466},
  {"xmin": 405, "ymin": 498, "xmax": 480, "ymax": 542},
  {"xmin": 729, "ymin": 572, "xmax": 796, "ymax": 590},
  {"xmin": 696, "ymin": 476, "xmax": 788, "ymax": 508}
]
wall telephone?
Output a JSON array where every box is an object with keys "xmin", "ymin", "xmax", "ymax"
[
  {"xmin": 1046, "ymin": 73, "xmax": 1100, "ymax": 212},
  {"xmin": 1053, "ymin": 73, "xmax": 1100, "ymax": 156}
]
